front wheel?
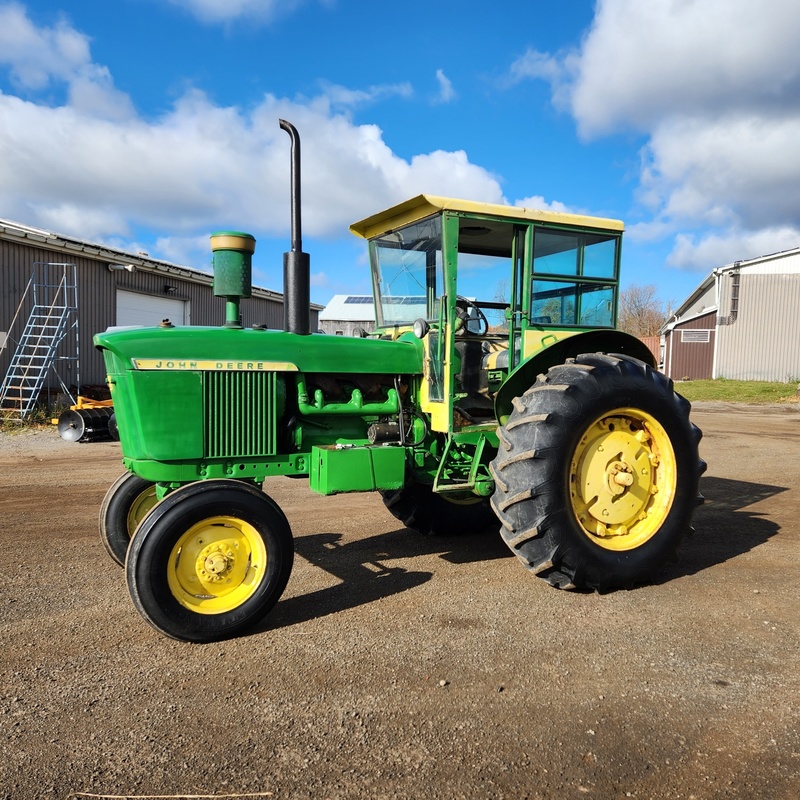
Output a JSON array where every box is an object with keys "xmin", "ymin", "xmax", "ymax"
[
  {"xmin": 126, "ymin": 480, "xmax": 294, "ymax": 642},
  {"xmin": 490, "ymin": 353, "xmax": 704, "ymax": 590},
  {"xmin": 99, "ymin": 472, "xmax": 158, "ymax": 566}
]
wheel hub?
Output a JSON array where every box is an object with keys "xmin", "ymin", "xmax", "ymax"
[
  {"xmin": 606, "ymin": 460, "xmax": 634, "ymax": 495},
  {"xmin": 574, "ymin": 417, "xmax": 653, "ymax": 527},
  {"xmin": 570, "ymin": 410, "xmax": 676, "ymax": 550},
  {"xmin": 197, "ymin": 543, "xmax": 235, "ymax": 583}
]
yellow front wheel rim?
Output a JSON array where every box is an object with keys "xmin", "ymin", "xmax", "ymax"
[
  {"xmin": 570, "ymin": 408, "xmax": 676, "ymax": 551},
  {"xmin": 127, "ymin": 486, "xmax": 158, "ymax": 534},
  {"xmin": 167, "ymin": 516, "xmax": 267, "ymax": 615}
]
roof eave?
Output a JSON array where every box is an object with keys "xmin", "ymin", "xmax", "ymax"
[{"xmin": 0, "ymin": 218, "xmax": 319, "ymax": 306}]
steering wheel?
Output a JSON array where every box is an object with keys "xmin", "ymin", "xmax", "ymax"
[{"xmin": 455, "ymin": 296, "xmax": 489, "ymax": 336}]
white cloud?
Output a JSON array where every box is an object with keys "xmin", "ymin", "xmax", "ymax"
[
  {"xmin": 164, "ymin": 0, "xmax": 303, "ymax": 24},
  {"xmin": 520, "ymin": 0, "xmax": 800, "ymax": 273},
  {"xmin": 31, "ymin": 203, "xmax": 132, "ymax": 244},
  {"xmin": 318, "ymin": 80, "xmax": 413, "ymax": 110},
  {"xmin": 152, "ymin": 234, "xmax": 214, "ymax": 267},
  {"xmin": 310, "ymin": 271, "xmax": 330, "ymax": 288},
  {"xmin": 567, "ymin": 0, "xmax": 800, "ymax": 138},
  {"xmin": 0, "ymin": 3, "xmax": 91, "ymax": 89},
  {"xmin": 625, "ymin": 218, "xmax": 676, "ymax": 245},
  {"xmin": 433, "ymin": 69, "xmax": 455, "ymax": 104},
  {"xmin": 508, "ymin": 48, "xmax": 562, "ymax": 85},
  {"xmin": 646, "ymin": 115, "xmax": 800, "ymax": 230},
  {"xmin": 0, "ymin": 6, "xmax": 504, "ymax": 259},
  {"xmin": 0, "ymin": 4, "xmax": 133, "ymax": 119},
  {"xmin": 668, "ymin": 227, "xmax": 800, "ymax": 271},
  {"xmin": 514, "ymin": 194, "xmax": 571, "ymax": 214}
]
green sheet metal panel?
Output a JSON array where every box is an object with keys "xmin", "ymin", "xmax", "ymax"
[
  {"xmin": 94, "ymin": 326, "xmax": 422, "ymax": 376},
  {"xmin": 309, "ymin": 444, "xmax": 406, "ymax": 495}
]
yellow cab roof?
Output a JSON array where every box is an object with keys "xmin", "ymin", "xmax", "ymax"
[{"xmin": 349, "ymin": 194, "xmax": 624, "ymax": 240}]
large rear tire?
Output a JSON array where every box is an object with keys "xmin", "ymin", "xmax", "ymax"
[
  {"xmin": 99, "ymin": 472, "xmax": 158, "ymax": 566},
  {"xmin": 490, "ymin": 353, "xmax": 704, "ymax": 590},
  {"xmin": 126, "ymin": 480, "xmax": 293, "ymax": 642},
  {"xmin": 381, "ymin": 482, "xmax": 496, "ymax": 536}
]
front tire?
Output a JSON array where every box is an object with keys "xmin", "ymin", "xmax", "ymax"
[
  {"xmin": 99, "ymin": 472, "xmax": 158, "ymax": 566},
  {"xmin": 126, "ymin": 480, "xmax": 294, "ymax": 642},
  {"xmin": 490, "ymin": 353, "xmax": 704, "ymax": 590}
]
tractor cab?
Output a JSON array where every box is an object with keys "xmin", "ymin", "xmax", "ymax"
[{"xmin": 350, "ymin": 195, "xmax": 625, "ymax": 433}]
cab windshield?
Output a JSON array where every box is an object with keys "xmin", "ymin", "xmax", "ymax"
[
  {"xmin": 368, "ymin": 211, "xmax": 620, "ymax": 330},
  {"xmin": 369, "ymin": 216, "xmax": 443, "ymax": 327}
]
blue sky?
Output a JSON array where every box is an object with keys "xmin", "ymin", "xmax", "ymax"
[{"xmin": 2, "ymin": 0, "xmax": 799, "ymax": 310}]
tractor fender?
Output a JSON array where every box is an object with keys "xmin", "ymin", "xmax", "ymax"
[{"xmin": 494, "ymin": 329, "xmax": 657, "ymax": 425}]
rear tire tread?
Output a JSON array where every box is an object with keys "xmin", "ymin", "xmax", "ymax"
[{"xmin": 490, "ymin": 353, "xmax": 705, "ymax": 591}]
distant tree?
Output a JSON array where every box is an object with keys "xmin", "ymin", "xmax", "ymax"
[
  {"xmin": 617, "ymin": 284, "xmax": 671, "ymax": 338},
  {"xmin": 493, "ymin": 278, "xmax": 509, "ymax": 306},
  {"xmin": 491, "ymin": 278, "xmax": 510, "ymax": 330}
]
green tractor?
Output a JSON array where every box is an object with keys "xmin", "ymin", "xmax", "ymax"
[{"xmin": 94, "ymin": 120, "xmax": 704, "ymax": 642}]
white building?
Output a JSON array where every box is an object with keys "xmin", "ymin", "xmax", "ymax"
[
  {"xmin": 662, "ymin": 247, "xmax": 800, "ymax": 382},
  {"xmin": 318, "ymin": 295, "xmax": 376, "ymax": 336}
]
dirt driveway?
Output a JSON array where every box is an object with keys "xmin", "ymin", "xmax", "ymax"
[{"xmin": 1, "ymin": 403, "xmax": 799, "ymax": 800}]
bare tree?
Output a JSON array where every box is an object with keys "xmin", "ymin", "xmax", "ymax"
[
  {"xmin": 617, "ymin": 284, "xmax": 671, "ymax": 338},
  {"xmin": 490, "ymin": 278, "xmax": 510, "ymax": 330}
]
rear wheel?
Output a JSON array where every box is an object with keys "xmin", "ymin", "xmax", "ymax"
[
  {"xmin": 126, "ymin": 480, "xmax": 294, "ymax": 642},
  {"xmin": 381, "ymin": 482, "xmax": 496, "ymax": 536},
  {"xmin": 490, "ymin": 353, "xmax": 704, "ymax": 590},
  {"xmin": 99, "ymin": 472, "xmax": 158, "ymax": 566}
]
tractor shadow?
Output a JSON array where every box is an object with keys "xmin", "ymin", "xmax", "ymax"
[
  {"xmin": 259, "ymin": 475, "xmax": 786, "ymax": 631},
  {"xmin": 656, "ymin": 475, "xmax": 785, "ymax": 584},
  {"xmin": 258, "ymin": 524, "xmax": 511, "ymax": 632}
]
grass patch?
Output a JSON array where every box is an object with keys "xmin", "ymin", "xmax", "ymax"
[
  {"xmin": 675, "ymin": 378, "xmax": 799, "ymax": 404},
  {"xmin": 0, "ymin": 403, "xmax": 67, "ymax": 432}
]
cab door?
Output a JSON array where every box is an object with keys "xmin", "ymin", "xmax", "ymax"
[{"xmin": 427, "ymin": 214, "xmax": 529, "ymax": 433}]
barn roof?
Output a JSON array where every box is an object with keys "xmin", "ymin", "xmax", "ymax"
[
  {"xmin": 0, "ymin": 216, "xmax": 322, "ymax": 308},
  {"xmin": 318, "ymin": 295, "xmax": 376, "ymax": 322}
]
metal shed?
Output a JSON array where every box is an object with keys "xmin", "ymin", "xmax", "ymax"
[
  {"xmin": 662, "ymin": 247, "xmax": 800, "ymax": 382},
  {"xmin": 318, "ymin": 294, "xmax": 376, "ymax": 336},
  {"xmin": 0, "ymin": 218, "xmax": 321, "ymax": 407}
]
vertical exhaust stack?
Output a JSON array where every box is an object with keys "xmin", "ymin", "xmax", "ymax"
[{"xmin": 280, "ymin": 119, "xmax": 311, "ymax": 335}]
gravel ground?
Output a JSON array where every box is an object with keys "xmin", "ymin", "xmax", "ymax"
[{"xmin": 1, "ymin": 403, "xmax": 799, "ymax": 800}]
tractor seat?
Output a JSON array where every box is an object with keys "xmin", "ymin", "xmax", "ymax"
[{"xmin": 481, "ymin": 339, "xmax": 510, "ymax": 371}]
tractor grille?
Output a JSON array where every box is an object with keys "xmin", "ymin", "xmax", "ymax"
[{"xmin": 203, "ymin": 371, "xmax": 278, "ymax": 458}]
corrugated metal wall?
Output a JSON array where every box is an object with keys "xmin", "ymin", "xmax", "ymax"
[
  {"xmin": 0, "ymin": 240, "xmax": 109, "ymax": 392},
  {"xmin": 663, "ymin": 311, "xmax": 716, "ymax": 380},
  {"xmin": 639, "ymin": 335, "xmax": 662, "ymax": 364},
  {"xmin": 319, "ymin": 318, "xmax": 373, "ymax": 336},
  {"xmin": 1, "ymin": 238, "xmax": 316, "ymax": 392},
  {"xmin": 716, "ymin": 273, "xmax": 800, "ymax": 381}
]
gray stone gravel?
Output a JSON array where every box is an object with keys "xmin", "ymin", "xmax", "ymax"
[{"xmin": 1, "ymin": 409, "xmax": 800, "ymax": 799}]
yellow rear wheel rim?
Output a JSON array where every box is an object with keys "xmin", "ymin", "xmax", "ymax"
[
  {"xmin": 570, "ymin": 408, "xmax": 676, "ymax": 551},
  {"xmin": 167, "ymin": 516, "xmax": 267, "ymax": 615}
]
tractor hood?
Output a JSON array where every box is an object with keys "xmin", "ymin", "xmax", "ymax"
[{"xmin": 94, "ymin": 326, "xmax": 423, "ymax": 376}]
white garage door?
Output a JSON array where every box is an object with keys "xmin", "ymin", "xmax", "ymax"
[{"xmin": 116, "ymin": 290, "xmax": 188, "ymax": 327}]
